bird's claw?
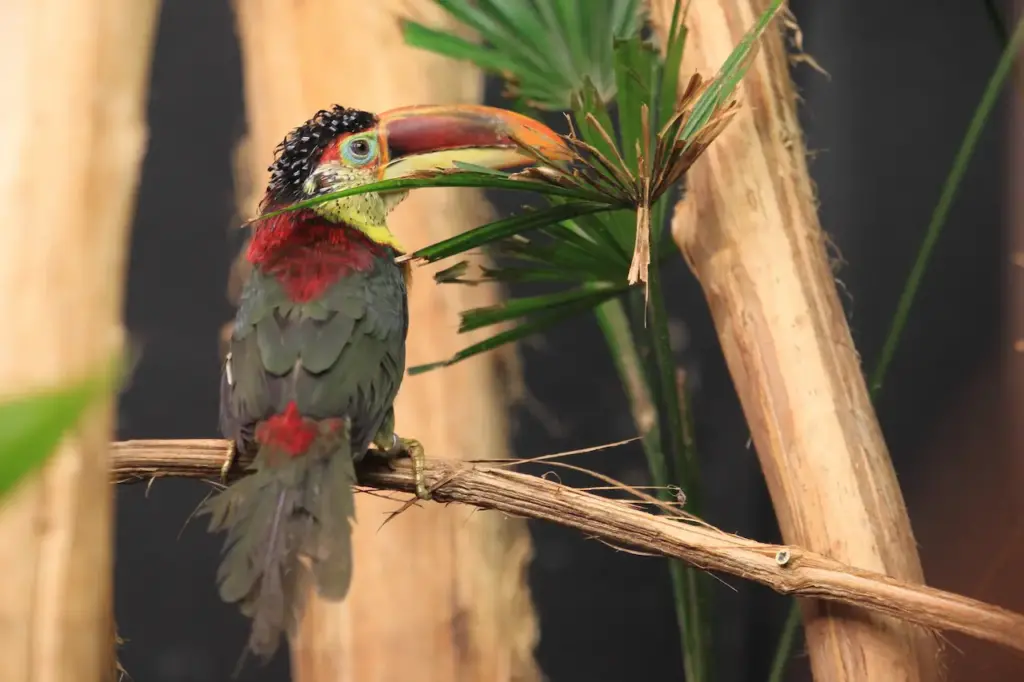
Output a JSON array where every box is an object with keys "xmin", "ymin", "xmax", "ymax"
[
  {"xmin": 398, "ymin": 437, "xmax": 431, "ymax": 501},
  {"xmin": 373, "ymin": 431, "xmax": 431, "ymax": 500}
]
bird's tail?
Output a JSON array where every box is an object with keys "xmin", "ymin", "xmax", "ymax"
[{"xmin": 202, "ymin": 409, "xmax": 357, "ymax": 670}]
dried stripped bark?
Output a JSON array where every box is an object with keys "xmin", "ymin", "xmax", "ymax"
[
  {"xmin": 110, "ymin": 438, "xmax": 1024, "ymax": 657},
  {"xmin": 649, "ymin": 1, "xmax": 940, "ymax": 680},
  {"xmin": 0, "ymin": 1, "xmax": 158, "ymax": 681},
  {"xmin": 230, "ymin": 1, "xmax": 539, "ymax": 680}
]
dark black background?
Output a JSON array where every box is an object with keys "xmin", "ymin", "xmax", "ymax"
[{"xmin": 115, "ymin": 1, "xmax": 1006, "ymax": 681}]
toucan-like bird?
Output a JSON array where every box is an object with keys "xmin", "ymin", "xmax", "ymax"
[{"xmin": 205, "ymin": 103, "xmax": 570, "ymax": 661}]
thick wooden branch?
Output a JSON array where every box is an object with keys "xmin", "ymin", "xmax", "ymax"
[
  {"xmin": 650, "ymin": 2, "xmax": 939, "ymax": 680},
  {"xmin": 0, "ymin": 3, "xmax": 158, "ymax": 681},
  {"xmin": 111, "ymin": 439, "xmax": 1024, "ymax": 656}
]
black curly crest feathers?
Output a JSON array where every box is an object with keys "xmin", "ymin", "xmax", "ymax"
[{"xmin": 264, "ymin": 105, "xmax": 377, "ymax": 206}]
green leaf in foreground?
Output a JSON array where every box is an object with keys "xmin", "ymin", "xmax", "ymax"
[
  {"xmin": 249, "ymin": 172, "xmax": 616, "ymax": 225},
  {"xmin": 404, "ymin": 0, "xmax": 644, "ymax": 110},
  {"xmin": 0, "ymin": 368, "xmax": 116, "ymax": 500},
  {"xmin": 405, "ymin": 201, "xmax": 619, "ymax": 263},
  {"xmin": 409, "ymin": 285, "xmax": 626, "ymax": 373},
  {"xmin": 459, "ymin": 285, "xmax": 629, "ymax": 332},
  {"xmin": 679, "ymin": 0, "xmax": 784, "ymax": 145}
]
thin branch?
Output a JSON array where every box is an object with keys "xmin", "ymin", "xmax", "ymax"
[{"xmin": 111, "ymin": 439, "xmax": 1024, "ymax": 655}]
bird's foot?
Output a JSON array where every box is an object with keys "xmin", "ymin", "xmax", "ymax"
[
  {"xmin": 220, "ymin": 441, "xmax": 237, "ymax": 484},
  {"xmin": 376, "ymin": 433, "xmax": 430, "ymax": 500},
  {"xmin": 398, "ymin": 437, "xmax": 431, "ymax": 501}
]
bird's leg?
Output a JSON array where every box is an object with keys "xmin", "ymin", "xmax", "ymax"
[
  {"xmin": 220, "ymin": 441, "xmax": 237, "ymax": 484},
  {"xmin": 372, "ymin": 409, "xmax": 430, "ymax": 500}
]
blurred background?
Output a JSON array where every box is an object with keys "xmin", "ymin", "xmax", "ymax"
[{"xmin": 114, "ymin": 0, "xmax": 1021, "ymax": 681}]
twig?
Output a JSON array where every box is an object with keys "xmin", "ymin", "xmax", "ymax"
[{"xmin": 111, "ymin": 439, "xmax": 1024, "ymax": 655}]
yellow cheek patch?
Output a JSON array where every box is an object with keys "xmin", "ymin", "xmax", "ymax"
[{"xmin": 314, "ymin": 195, "xmax": 405, "ymax": 253}]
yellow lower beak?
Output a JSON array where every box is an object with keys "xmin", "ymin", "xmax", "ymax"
[{"xmin": 376, "ymin": 104, "xmax": 573, "ymax": 180}]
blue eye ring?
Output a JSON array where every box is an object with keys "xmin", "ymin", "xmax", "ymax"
[{"xmin": 341, "ymin": 135, "xmax": 378, "ymax": 166}]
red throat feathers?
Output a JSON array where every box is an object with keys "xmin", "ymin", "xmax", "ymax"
[{"xmin": 247, "ymin": 209, "xmax": 387, "ymax": 303}]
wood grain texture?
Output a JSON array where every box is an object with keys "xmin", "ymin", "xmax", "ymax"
[
  {"xmin": 0, "ymin": 1, "xmax": 158, "ymax": 681},
  {"xmin": 648, "ymin": 2, "xmax": 941, "ymax": 680},
  {"xmin": 230, "ymin": 2, "xmax": 539, "ymax": 680}
]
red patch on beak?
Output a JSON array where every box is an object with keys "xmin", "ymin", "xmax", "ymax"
[{"xmin": 385, "ymin": 115, "xmax": 512, "ymax": 159}]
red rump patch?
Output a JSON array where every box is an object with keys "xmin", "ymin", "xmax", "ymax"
[
  {"xmin": 247, "ymin": 209, "xmax": 386, "ymax": 302},
  {"xmin": 256, "ymin": 402, "xmax": 317, "ymax": 457}
]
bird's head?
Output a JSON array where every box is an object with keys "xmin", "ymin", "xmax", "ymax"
[{"xmin": 262, "ymin": 104, "xmax": 572, "ymax": 252}]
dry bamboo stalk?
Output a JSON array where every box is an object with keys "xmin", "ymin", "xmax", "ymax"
[
  {"xmin": 109, "ymin": 438, "xmax": 1024, "ymax": 655},
  {"xmin": 648, "ymin": 2, "xmax": 940, "ymax": 680},
  {"xmin": 0, "ymin": 2, "xmax": 158, "ymax": 681},
  {"xmin": 230, "ymin": 2, "xmax": 538, "ymax": 681}
]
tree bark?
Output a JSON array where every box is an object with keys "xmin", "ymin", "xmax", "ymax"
[
  {"xmin": 649, "ymin": 2, "xmax": 940, "ymax": 680},
  {"xmin": 230, "ymin": 2, "xmax": 540, "ymax": 681},
  {"xmin": 0, "ymin": 1, "xmax": 158, "ymax": 681}
]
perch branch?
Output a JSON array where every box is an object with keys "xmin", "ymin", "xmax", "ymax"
[{"xmin": 111, "ymin": 439, "xmax": 1024, "ymax": 655}]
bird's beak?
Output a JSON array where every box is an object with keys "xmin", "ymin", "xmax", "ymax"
[{"xmin": 376, "ymin": 104, "xmax": 573, "ymax": 181}]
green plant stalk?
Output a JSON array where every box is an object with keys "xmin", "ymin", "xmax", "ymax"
[
  {"xmin": 592, "ymin": 295, "xmax": 667, "ymax": 482},
  {"xmin": 670, "ymin": 560, "xmax": 702, "ymax": 682},
  {"xmin": 646, "ymin": 263, "xmax": 701, "ymax": 511},
  {"xmin": 768, "ymin": 13, "xmax": 1024, "ymax": 682},
  {"xmin": 870, "ymin": 14, "xmax": 1024, "ymax": 396},
  {"xmin": 592, "ymin": 291, "xmax": 706, "ymax": 682},
  {"xmin": 766, "ymin": 599, "xmax": 802, "ymax": 682},
  {"xmin": 646, "ymin": 263, "xmax": 708, "ymax": 682}
]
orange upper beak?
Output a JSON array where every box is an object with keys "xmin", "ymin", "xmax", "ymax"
[{"xmin": 375, "ymin": 104, "xmax": 573, "ymax": 180}]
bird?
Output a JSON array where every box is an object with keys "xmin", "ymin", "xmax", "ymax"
[{"xmin": 202, "ymin": 102, "xmax": 571, "ymax": 666}]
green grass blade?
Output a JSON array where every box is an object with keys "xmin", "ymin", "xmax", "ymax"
[
  {"xmin": 646, "ymin": 264, "xmax": 709, "ymax": 682},
  {"xmin": 497, "ymin": 239, "xmax": 623, "ymax": 278},
  {"xmin": 574, "ymin": 79, "xmax": 622, "ymax": 161},
  {"xmin": 495, "ymin": 226, "xmax": 627, "ymax": 279},
  {"xmin": 551, "ymin": 0, "xmax": 588, "ymax": 86},
  {"xmin": 480, "ymin": 0, "xmax": 554, "ymax": 56},
  {"xmin": 870, "ymin": 13, "xmax": 1024, "ymax": 395},
  {"xmin": 460, "ymin": 285, "xmax": 628, "ymax": 331},
  {"xmin": 434, "ymin": 0, "xmax": 554, "ymax": 77},
  {"xmin": 542, "ymin": 220, "xmax": 631, "ymax": 272},
  {"xmin": 611, "ymin": 0, "xmax": 642, "ymax": 39},
  {"xmin": 679, "ymin": 0, "xmax": 784, "ymax": 145},
  {"xmin": 564, "ymin": 210, "xmax": 633, "ymax": 265},
  {"xmin": 532, "ymin": 0, "xmax": 581, "ymax": 94},
  {"xmin": 254, "ymin": 173, "xmax": 618, "ymax": 223},
  {"xmin": 402, "ymin": 22, "xmax": 517, "ymax": 74},
  {"xmin": 657, "ymin": 0, "xmax": 687, "ymax": 133},
  {"xmin": 408, "ymin": 286, "xmax": 624, "ymax": 374},
  {"xmin": 496, "ymin": 240, "xmax": 624, "ymax": 281},
  {"xmin": 614, "ymin": 37, "xmax": 650, "ymax": 172},
  {"xmin": 409, "ymin": 201, "xmax": 615, "ymax": 262},
  {"xmin": 482, "ymin": 265, "xmax": 602, "ymax": 284},
  {"xmin": 766, "ymin": 603, "xmax": 802, "ymax": 682},
  {"xmin": 592, "ymin": 294, "xmax": 665, "ymax": 482},
  {"xmin": 0, "ymin": 364, "xmax": 117, "ymax": 499},
  {"xmin": 434, "ymin": 259, "xmax": 602, "ymax": 285}
]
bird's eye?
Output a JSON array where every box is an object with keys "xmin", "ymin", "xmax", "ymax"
[{"xmin": 341, "ymin": 136, "xmax": 377, "ymax": 166}]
